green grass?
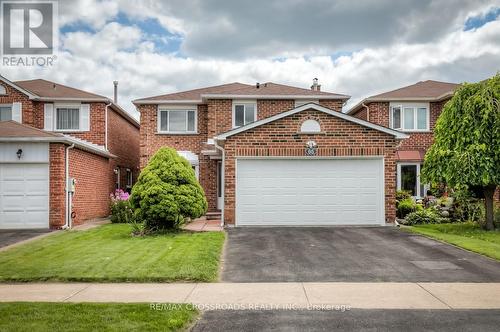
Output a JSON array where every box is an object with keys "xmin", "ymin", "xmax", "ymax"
[
  {"xmin": 406, "ymin": 222, "xmax": 500, "ymax": 260},
  {"xmin": 0, "ymin": 224, "xmax": 225, "ymax": 282},
  {"xmin": 0, "ymin": 302, "xmax": 197, "ymax": 332}
]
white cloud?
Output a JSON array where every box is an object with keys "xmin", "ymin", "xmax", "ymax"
[{"xmin": 59, "ymin": 0, "xmax": 119, "ymax": 29}]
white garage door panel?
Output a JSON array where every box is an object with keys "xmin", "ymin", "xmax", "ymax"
[
  {"xmin": 0, "ymin": 164, "xmax": 49, "ymax": 229},
  {"xmin": 236, "ymin": 159, "xmax": 384, "ymax": 226}
]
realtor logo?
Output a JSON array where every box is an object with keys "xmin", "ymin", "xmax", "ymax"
[{"xmin": 1, "ymin": 0, "xmax": 57, "ymax": 65}]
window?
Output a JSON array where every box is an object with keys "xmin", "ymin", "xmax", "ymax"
[
  {"xmin": 397, "ymin": 163, "xmax": 427, "ymax": 198},
  {"xmin": 390, "ymin": 103, "xmax": 429, "ymax": 131},
  {"xmin": 300, "ymin": 119, "xmax": 321, "ymax": 133},
  {"xmin": 295, "ymin": 99, "xmax": 319, "ymax": 107},
  {"xmin": 159, "ymin": 109, "xmax": 197, "ymax": 133},
  {"xmin": 0, "ymin": 105, "xmax": 12, "ymax": 121},
  {"xmin": 115, "ymin": 167, "xmax": 120, "ymax": 190},
  {"xmin": 233, "ymin": 102, "xmax": 256, "ymax": 127},
  {"xmin": 126, "ymin": 169, "xmax": 133, "ymax": 188},
  {"xmin": 56, "ymin": 107, "xmax": 80, "ymax": 130}
]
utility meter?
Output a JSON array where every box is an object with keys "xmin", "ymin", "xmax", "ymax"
[{"xmin": 68, "ymin": 178, "xmax": 76, "ymax": 193}]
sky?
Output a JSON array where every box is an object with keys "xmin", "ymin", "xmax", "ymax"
[{"xmin": 2, "ymin": 0, "xmax": 500, "ymax": 119}]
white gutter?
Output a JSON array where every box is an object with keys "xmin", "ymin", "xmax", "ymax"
[
  {"xmin": 64, "ymin": 144, "xmax": 75, "ymax": 229},
  {"xmin": 214, "ymin": 139, "xmax": 225, "ymax": 227},
  {"xmin": 104, "ymin": 101, "xmax": 112, "ymax": 150},
  {"xmin": 362, "ymin": 102, "xmax": 370, "ymax": 122}
]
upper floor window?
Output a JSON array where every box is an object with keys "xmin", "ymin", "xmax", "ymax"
[
  {"xmin": 295, "ymin": 99, "xmax": 319, "ymax": 107},
  {"xmin": 126, "ymin": 168, "xmax": 133, "ymax": 188},
  {"xmin": 0, "ymin": 86, "xmax": 6, "ymax": 95},
  {"xmin": 0, "ymin": 105, "xmax": 12, "ymax": 121},
  {"xmin": 158, "ymin": 109, "xmax": 197, "ymax": 134},
  {"xmin": 233, "ymin": 101, "xmax": 256, "ymax": 128},
  {"xmin": 390, "ymin": 103, "xmax": 429, "ymax": 131},
  {"xmin": 56, "ymin": 107, "xmax": 80, "ymax": 130},
  {"xmin": 45, "ymin": 103, "xmax": 90, "ymax": 132}
]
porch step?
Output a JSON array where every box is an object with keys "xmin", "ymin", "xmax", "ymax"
[{"xmin": 206, "ymin": 212, "xmax": 222, "ymax": 220}]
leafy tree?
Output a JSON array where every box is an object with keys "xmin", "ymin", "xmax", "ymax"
[
  {"xmin": 130, "ymin": 147, "xmax": 207, "ymax": 231},
  {"xmin": 421, "ymin": 73, "xmax": 500, "ymax": 230}
]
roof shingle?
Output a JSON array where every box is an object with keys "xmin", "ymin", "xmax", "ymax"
[
  {"xmin": 14, "ymin": 79, "xmax": 107, "ymax": 100},
  {"xmin": 134, "ymin": 82, "xmax": 349, "ymax": 103}
]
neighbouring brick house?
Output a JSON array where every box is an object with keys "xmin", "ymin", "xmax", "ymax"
[
  {"xmin": 347, "ymin": 80, "xmax": 459, "ymax": 199},
  {"xmin": 134, "ymin": 80, "xmax": 407, "ymax": 226},
  {"xmin": 0, "ymin": 75, "xmax": 139, "ymax": 229}
]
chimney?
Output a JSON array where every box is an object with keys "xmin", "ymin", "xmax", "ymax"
[
  {"xmin": 311, "ymin": 78, "xmax": 321, "ymax": 91},
  {"xmin": 113, "ymin": 80, "xmax": 118, "ymax": 103}
]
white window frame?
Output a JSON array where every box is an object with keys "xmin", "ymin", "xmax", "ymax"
[
  {"xmin": 126, "ymin": 168, "xmax": 133, "ymax": 188},
  {"xmin": 0, "ymin": 103, "xmax": 12, "ymax": 121},
  {"xmin": 232, "ymin": 100, "xmax": 257, "ymax": 128},
  {"xmin": 397, "ymin": 162, "xmax": 429, "ymax": 198},
  {"xmin": 389, "ymin": 102, "xmax": 430, "ymax": 132},
  {"xmin": 295, "ymin": 99, "xmax": 319, "ymax": 107},
  {"xmin": 157, "ymin": 106, "xmax": 198, "ymax": 134},
  {"xmin": 53, "ymin": 103, "xmax": 84, "ymax": 132}
]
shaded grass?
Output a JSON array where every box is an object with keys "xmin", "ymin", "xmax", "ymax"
[
  {"xmin": 406, "ymin": 222, "xmax": 500, "ymax": 260},
  {"xmin": 0, "ymin": 302, "xmax": 197, "ymax": 332},
  {"xmin": 0, "ymin": 224, "xmax": 225, "ymax": 282}
]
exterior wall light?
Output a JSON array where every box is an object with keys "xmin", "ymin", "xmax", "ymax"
[{"xmin": 16, "ymin": 149, "xmax": 23, "ymax": 159}]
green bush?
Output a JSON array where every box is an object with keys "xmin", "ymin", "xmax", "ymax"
[
  {"xmin": 397, "ymin": 198, "xmax": 417, "ymax": 219},
  {"xmin": 396, "ymin": 190, "xmax": 411, "ymax": 202},
  {"xmin": 403, "ymin": 208, "xmax": 446, "ymax": 225},
  {"xmin": 451, "ymin": 187, "xmax": 484, "ymax": 223},
  {"xmin": 130, "ymin": 147, "xmax": 207, "ymax": 231}
]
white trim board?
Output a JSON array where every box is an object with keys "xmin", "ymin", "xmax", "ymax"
[{"xmin": 215, "ymin": 103, "xmax": 409, "ymax": 140}]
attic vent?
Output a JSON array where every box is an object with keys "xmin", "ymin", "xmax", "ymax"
[{"xmin": 300, "ymin": 119, "xmax": 321, "ymax": 133}]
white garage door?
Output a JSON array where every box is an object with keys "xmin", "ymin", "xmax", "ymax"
[
  {"xmin": 236, "ymin": 158, "xmax": 384, "ymax": 226},
  {"xmin": 0, "ymin": 164, "xmax": 49, "ymax": 229}
]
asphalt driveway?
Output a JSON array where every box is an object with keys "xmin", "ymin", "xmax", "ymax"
[
  {"xmin": 192, "ymin": 309, "xmax": 500, "ymax": 332},
  {"xmin": 221, "ymin": 227, "xmax": 500, "ymax": 282},
  {"xmin": 0, "ymin": 229, "xmax": 52, "ymax": 249}
]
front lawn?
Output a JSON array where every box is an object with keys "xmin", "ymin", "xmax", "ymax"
[
  {"xmin": 0, "ymin": 224, "xmax": 225, "ymax": 282},
  {"xmin": 0, "ymin": 302, "xmax": 197, "ymax": 332},
  {"xmin": 406, "ymin": 222, "xmax": 500, "ymax": 260}
]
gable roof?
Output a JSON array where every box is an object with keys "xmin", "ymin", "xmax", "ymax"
[
  {"xmin": 0, "ymin": 121, "xmax": 115, "ymax": 158},
  {"xmin": 133, "ymin": 82, "xmax": 350, "ymax": 104},
  {"xmin": 0, "ymin": 76, "xmax": 139, "ymax": 127},
  {"xmin": 14, "ymin": 79, "xmax": 108, "ymax": 101},
  {"xmin": 347, "ymin": 80, "xmax": 460, "ymax": 115},
  {"xmin": 215, "ymin": 103, "xmax": 408, "ymax": 140},
  {"xmin": 0, "ymin": 120, "xmax": 61, "ymax": 138}
]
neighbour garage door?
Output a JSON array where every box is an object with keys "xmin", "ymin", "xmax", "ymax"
[
  {"xmin": 0, "ymin": 164, "xmax": 49, "ymax": 229},
  {"xmin": 236, "ymin": 158, "xmax": 384, "ymax": 226}
]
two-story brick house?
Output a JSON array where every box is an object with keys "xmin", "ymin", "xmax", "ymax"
[
  {"xmin": 347, "ymin": 80, "xmax": 459, "ymax": 199},
  {"xmin": 0, "ymin": 75, "xmax": 140, "ymax": 229},
  {"xmin": 134, "ymin": 80, "xmax": 408, "ymax": 226}
]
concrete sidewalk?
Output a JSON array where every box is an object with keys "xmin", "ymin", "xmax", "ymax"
[{"xmin": 1, "ymin": 282, "xmax": 499, "ymax": 309}]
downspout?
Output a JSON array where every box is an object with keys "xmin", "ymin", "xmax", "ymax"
[
  {"xmin": 362, "ymin": 102, "xmax": 370, "ymax": 122},
  {"xmin": 104, "ymin": 100, "xmax": 112, "ymax": 150},
  {"xmin": 64, "ymin": 144, "xmax": 75, "ymax": 229},
  {"xmin": 214, "ymin": 138, "xmax": 225, "ymax": 227}
]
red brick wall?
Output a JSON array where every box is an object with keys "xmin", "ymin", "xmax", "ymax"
[
  {"xmin": 351, "ymin": 107, "xmax": 368, "ymax": 121},
  {"xmin": 207, "ymin": 99, "xmax": 232, "ymax": 136},
  {"xmin": 69, "ymin": 148, "xmax": 110, "ymax": 225},
  {"xmin": 107, "ymin": 108, "xmax": 140, "ymax": 191},
  {"xmin": 49, "ymin": 143, "xmax": 66, "ymax": 228},
  {"xmin": 0, "ymin": 81, "xmax": 34, "ymax": 126},
  {"xmin": 222, "ymin": 109, "xmax": 398, "ymax": 224},
  {"xmin": 319, "ymin": 99, "xmax": 344, "ymax": 111},
  {"xmin": 257, "ymin": 99, "xmax": 294, "ymax": 119}
]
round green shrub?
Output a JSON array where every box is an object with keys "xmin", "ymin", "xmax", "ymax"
[{"xmin": 130, "ymin": 147, "xmax": 208, "ymax": 231}]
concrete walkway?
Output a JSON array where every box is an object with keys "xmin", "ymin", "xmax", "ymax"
[{"xmin": 1, "ymin": 283, "xmax": 499, "ymax": 309}]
